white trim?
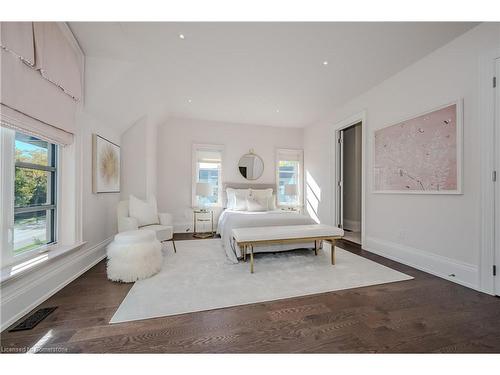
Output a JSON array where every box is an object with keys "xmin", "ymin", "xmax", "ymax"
[
  {"xmin": 343, "ymin": 219, "xmax": 361, "ymax": 232},
  {"xmin": 0, "ymin": 237, "xmax": 111, "ymax": 332},
  {"xmin": 495, "ymin": 58, "xmax": 500, "ymax": 296},
  {"xmin": 372, "ymin": 99, "xmax": 464, "ymax": 195},
  {"xmin": 364, "ymin": 236, "xmax": 479, "ymax": 291},
  {"xmin": 332, "ymin": 110, "xmax": 367, "ymax": 246},
  {"xmin": 478, "ymin": 47, "xmax": 500, "ymax": 296},
  {"xmin": 0, "ymin": 242, "xmax": 85, "ymax": 283}
]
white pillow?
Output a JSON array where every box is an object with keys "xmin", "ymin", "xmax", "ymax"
[
  {"xmin": 250, "ymin": 188, "xmax": 274, "ymax": 210},
  {"xmin": 246, "ymin": 197, "xmax": 267, "ymax": 212},
  {"xmin": 226, "ymin": 188, "xmax": 250, "ymax": 210},
  {"xmin": 233, "ymin": 190, "xmax": 249, "ymax": 210},
  {"xmin": 250, "ymin": 188, "xmax": 273, "ymax": 200},
  {"xmin": 129, "ymin": 195, "xmax": 159, "ymax": 227}
]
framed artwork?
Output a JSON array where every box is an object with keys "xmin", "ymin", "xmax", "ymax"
[
  {"xmin": 373, "ymin": 100, "xmax": 463, "ymax": 194},
  {"xmin": 92, "ymin": 134, "xmax": 120, "ymax": 193}
]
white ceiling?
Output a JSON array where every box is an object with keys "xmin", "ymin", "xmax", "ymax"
[{"xmin": 69, "ymin": 22, "xmax": 477, "ymax": 132}]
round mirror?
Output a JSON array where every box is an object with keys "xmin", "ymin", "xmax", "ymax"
[{"xmin": 238, "ymin": 153, "xmax": 264, "ymax": 180}]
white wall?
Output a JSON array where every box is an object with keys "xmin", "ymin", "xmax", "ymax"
[
  {"xmin": 121, "ymin": 116, "xmax": 158, "ymax": 201},
  {"xmin": 80, "ymin": 112, "xmax": 121, "ymax": 248},
  {"xmin": 304, "ymin": 23, "xmax": 500, "ymax": 291},
  {"xmin": 157, "ymin": 117, "xmax": 304, "ymax": 231}
]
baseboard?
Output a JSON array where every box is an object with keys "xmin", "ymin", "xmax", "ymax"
[
  {"xmin": 0, "ymin": 237, "xmax": 112, "ymax": 332},
  {"xmin": 343, "ymin": 219, "xmax": 361, "ymax": 232},
  {"xmin": 363, "ymin": 236, "xmax": 479, "ymax": 291}
]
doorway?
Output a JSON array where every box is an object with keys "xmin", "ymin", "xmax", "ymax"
[
  {"xmin": 336, "ymin": 122, "xmax": 362, "ymax": 245},
  {"xmin": 495, "ymin": 57, "xmax": 500, "ymax": 295}
]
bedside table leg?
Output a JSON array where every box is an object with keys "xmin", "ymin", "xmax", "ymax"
[
  {"xmin": 314, "ymin": 240, "xmax": 318, "ymax": 256},
  {"xmin": 330, "ymin": 239, "xmax": 336, "ymax": 265},
  {"xmin": 250, "ymin": 245, "xmax": 254, "ymax": 273}
]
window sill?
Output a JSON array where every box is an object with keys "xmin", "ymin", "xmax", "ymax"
[{"xmin": 0, "ymin": 242, "xmax": 86, "ymax": 284}]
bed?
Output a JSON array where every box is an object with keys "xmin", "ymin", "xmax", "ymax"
[{"xmin": 217, "ymin": 183, "xmax": 316, "ymax": 263}]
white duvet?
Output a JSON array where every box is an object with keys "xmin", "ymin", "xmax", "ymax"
[{"xmin": 217, "ymin": 210, "xmax": 316, "ymax": 263}]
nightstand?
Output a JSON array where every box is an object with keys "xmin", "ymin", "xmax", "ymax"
[{"xmin": 193, "ymin": 209, "xmax": 214, "ymax": 238}]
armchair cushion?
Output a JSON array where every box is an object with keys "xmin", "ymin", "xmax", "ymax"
[
  {"xmin": 118, "ymin": 216, "xmax": 139, "ymax": 233},
  {"xmin": 129, "ymin": 194, "xmax": 159, "ymax": 227}
]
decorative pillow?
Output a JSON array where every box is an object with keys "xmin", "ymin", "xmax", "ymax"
[
  {"xmin": 233, "ymin": 190, "xmax": 249, "ymax": 210},
  {"xmin": 246, "ymin": 197, "xmax": 267, "ymax": 212},
  {"xmin": 226, "ymin": 188, "xmax": 250, "ymax": 210},
  {"xmin": 250, "ymin": 188, "xmax": 274, "ymax": 210},
  {"xmin": 226, "ymin": 189, "xmax": 235, "ymax": 209},
  {"xmin": 129, "ymin": 194, "xmax": 159, "ymax": 227}
]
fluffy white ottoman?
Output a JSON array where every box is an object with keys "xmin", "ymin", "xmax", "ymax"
[{"xmin": 106, "ymin": 230, "xmax": 163, "ymax": 282}]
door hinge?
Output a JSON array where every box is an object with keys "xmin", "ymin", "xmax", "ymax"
[
  {"xmin": 493, "ymin": 170, "xmax": 497, "ymax": 182},
  {"xmin": 337, "ymin": 137, "xmax": 343, "ymax": 144},
  {"xmin": 494, "ymin": 76, "xmax": 497, "ymax": 88},
  {"xmin": 493, "ymin": 265, "xmax": 497, "ymax": 276}
]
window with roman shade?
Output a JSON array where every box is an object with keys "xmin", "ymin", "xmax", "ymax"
[
  {"xmin": 276, "ymin": 148, "xmax": 304, "ymax": 207},
  {"xmin": 192, "ymin": 144, "xmax": 224, "ymax": 207}
]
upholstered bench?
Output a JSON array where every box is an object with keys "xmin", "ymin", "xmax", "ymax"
[
  {"xmin": 232, "ymin": 224, "xmax": 344, "ymax": 273},
  {"xmin": 106, "ymin": 230, "xmax": 163, "ymax": 282}
]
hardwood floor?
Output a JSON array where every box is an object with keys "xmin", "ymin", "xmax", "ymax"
[{"xmin": 1, "ymin": 237, "xmax": 500, "ymax": 353}]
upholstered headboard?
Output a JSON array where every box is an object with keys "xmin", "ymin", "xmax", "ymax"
[{"xmin": 222, "ymin": 183, "xmax": 275, "ymax": 208}]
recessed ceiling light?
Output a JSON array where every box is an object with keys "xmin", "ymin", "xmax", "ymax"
[
  {"xmin": 187, "ymin": 99, "xmax": 192, "ymax": 103},
  {"xmin": 179, "ymin": 33, "xmax": 185, "ymax": 40},
  {"xmin": 323, "ymin": 60, "xmax": 328, "ymax": 66},
  {"xmin": 276, "ymin": 109, "xmax": 280, "ymax": 113}
]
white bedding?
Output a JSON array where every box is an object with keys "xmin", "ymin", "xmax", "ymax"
[{"xmin": 217, "ymin": 209, "xmax": 316, "ymax": 263}]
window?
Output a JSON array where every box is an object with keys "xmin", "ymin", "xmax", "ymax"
[
  {"xmin": 276, "ymin": 149, "xmax": 303, "ymax": 207},
  {"xmin": 192, "ymin": 144, "xmax": 223, "ymax": 207},
  {"xmin": 1, "ymin": 128, "xmax": 59, "ymax": 262}
]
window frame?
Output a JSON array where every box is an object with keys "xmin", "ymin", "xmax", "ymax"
[
  {"xmin": 191, "ymin": 143, "xmax": 224, "ymax": 208},
  {"xmin": 275, "ymin": 148, "xmax": 304, "ymax": 208},
  {"xmin": 1, "ymin": 128, "xmax": 60, "ymax": 265}
]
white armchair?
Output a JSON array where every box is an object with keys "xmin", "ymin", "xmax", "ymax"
[{"xmin": 117, "ymin": 200, "xmax": 176, "ymax": 252}]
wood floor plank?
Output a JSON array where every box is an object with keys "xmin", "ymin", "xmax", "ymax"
[{"xmin": 1, "ymin": 237, "xmax": 499, "ymax": 353}]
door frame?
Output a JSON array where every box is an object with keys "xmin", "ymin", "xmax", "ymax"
[
  {"xmin": 478, "ymin": 48, "xmax": 500, "ymax": 295},
  {"xmin": 332, "ymin": 111, "xmax": 366, "ymax": 246}
]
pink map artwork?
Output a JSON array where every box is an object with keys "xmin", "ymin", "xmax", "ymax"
[{"xmin": 374, "ymin": 104, "xmax": 458, "ymax": 192}]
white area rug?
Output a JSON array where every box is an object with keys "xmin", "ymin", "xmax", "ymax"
[{"xmin": 110, "ymin": 239, "xmax": 413, "ymax": 323}]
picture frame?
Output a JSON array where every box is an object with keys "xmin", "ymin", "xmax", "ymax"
[
  {"xmin": 92, "ymin": 134, "xmax": 121, "ymax": 193},
  {"xmin": 373, "ymin": 99, "xmax": 463, "ymax": 194}
]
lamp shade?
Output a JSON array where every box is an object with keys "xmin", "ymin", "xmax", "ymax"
[
  {"xmin": 284, "ymin": 184, "xmax": 298, "ymax": 196},
  {"xmin": 196, "ymin": 182, "xmax": 212, "ymax": 197}
]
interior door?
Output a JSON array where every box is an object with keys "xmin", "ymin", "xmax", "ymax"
[
  {"xmin": 495, "ymin": 58, "xmax": 500, "ymax": 295},
  {"xmin": 336, "ymin": 130, "xmax": 344, "ymax": 229}
]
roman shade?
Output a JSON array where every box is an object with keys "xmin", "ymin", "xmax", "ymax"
[
  {"xmin": 34, "ymin": 22, "xmax": 82, "ymax": 101},
  {"xmin": 0, "ymin": 22, "xmax": 83, "ymax": 144},
  {"xmin": 277, "ymin": 148, "xmax": 303, "ymax": 162},
  {"xmin": 0, "ymin": 104, "xmax": 73, "ymax": 146},
  {"xmin": 0, "ymin": 22, "xmax": 35, "ymax": 65}
]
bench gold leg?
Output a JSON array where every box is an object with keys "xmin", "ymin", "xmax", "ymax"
[
  {"xmin": 330, "ymin": 239, "xmax": 336, "ymax": 265},
  {"xmin": 250, "ymin": 245, "xmax": 254, "ymax": 273},
  {"xmin": 314, "ymin": 240, "xmax": 318, "ymax": 256}
]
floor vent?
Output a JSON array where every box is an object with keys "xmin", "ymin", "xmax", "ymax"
[{"xmin": 8, "ymin": 307, "xmax": 57, "ymax": 332}]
